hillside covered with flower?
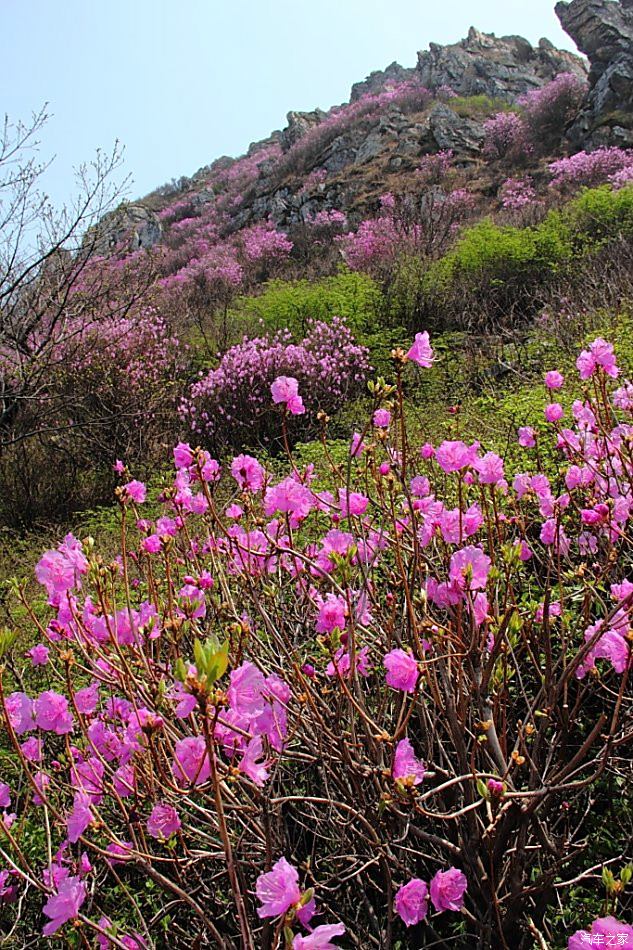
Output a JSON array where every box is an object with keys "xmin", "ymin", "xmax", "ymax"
[{"xmin": 0, "ymin": 0, "xmax": 632, "ymax": 947}]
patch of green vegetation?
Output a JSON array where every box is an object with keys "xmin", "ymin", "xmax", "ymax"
[{"xmin": 449, "ymin": 94, "xmax": 513, "ymax": 118}]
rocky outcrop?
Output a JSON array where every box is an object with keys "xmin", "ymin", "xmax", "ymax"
[
  {"xmin": 416, "ymin": 26, "xmax": 586, "ymax": 100},
  {"xmin": 280, "ymin": 110, "xmax": 326, "ymax": 151},
  {"xmin": 556, "ymin": 0, "xmax": 633, "ymax": 146},
  {"xmin": 350, "ymin": 62, "xmax": 416, "ymax": 102},
  {"xmin": 90, "ymin": 204, "xmax": 163, "ymax": 254}
]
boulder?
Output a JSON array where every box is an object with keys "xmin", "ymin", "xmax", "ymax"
[{"xmin": 556, "ymin": 0, "xmax": 633, "ymax": 146}]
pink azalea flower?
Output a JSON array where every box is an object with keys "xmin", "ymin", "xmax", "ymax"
[
  {"xmin": 394, "ymin": 878, "xmax": 429, "ymax": 926},
  {"xmin": 316, "ymin": 594, "xmax": 348, "ymax": 634},
  {"xmin": 231, "ymin": 454, "xmax": 265, "ymax": 492},
  {"xmin": 406, "ymin": 331, "xmax": 434, "ymax": 368},
  {"xmin": 576, "ymin": 338, "xmax": 619, "ymax": 380},
  {"xmin": 27, "ymin": 644, "xmax": 49, "ymax": 666},
  {"xmin": 338, "ymin": 489, "xmax": 368, "ymax": 517},
  {"xmin": 449, "ymin": 546, "xmax": 491, "ymax": 591},
  {"xmin": 238, "ymin": 736, "xmax": 270, "ymax": 786},
  {"xmin": 384, "ymin": 649, "xmax": 419, "ymax": 693},
  {"xmin": 67, "ymin": 792, "xmax": 93, "ymax": 843},
  {"xmin": 172, "ymin": 736, "xmax": 210, "ymax": 786},
  {"xmin": 142, "ymin": 534, "xmax": 162, "ymax": 554},
  {"xmin": 544, "ymin": 403, "xmax": 563, "ymax": 423},
  {"xmin": 568, "ymin": 917, "xmax": 633, "ymax": 949},
  {"xmin": 545, "ymin": 370, "xmax": 564, "ymax": 390},
  {"xmin": 392, "ymin": 738, "xmax": 426, "ymax": 785},
  {"xmin": 435, "ymin": 440, "xmax": 479, "ymax": 473},
  {"xmin": 173, "ymin": 442, "xmax": 194, "ymax": 469},
  {"xmin": 74, "ymin": 682, "xmax": 99, "ymax": 715},
  {"xmin": 256, "ymin": 856, "xmax": 301, "ymax": 919},
  {"xmin": 147, "ymin": 803, "xmax": 181, "ymax": 840},
  {"xmin": 293, "ymin": 924, "xmax": 346, "ymax": 948},
  {"xmin": 271, "ymin": 376, "xmax": 305, "ymax": 415},
  {"xmin": 4, "ymin": 691, "xmax": 35, "ymax": 735},
  {"xmin": 122, "ymin": 480, "xmax": 146, "ymax": 504},
  {"xmin": 34, "ymin": 691, "xmax": 74, "ymax": 735},
  {"xmin": 228, "ymin": 662, "xmax": 266, "ymax": 719},
  {"xmin": 21, "ymin": 736, "xmax": 43, "ymax": 762},
  {"xmin": 42, "ymin": 876, "xmax": 86, "ymax": 936},
  {"xmin": 0, "ymin": 784, "xmax": 10, "ymax": 809},
  {"xmin": 429, "ymin": 867, "xmax": 467, "ymax": 912},
  {"xmin": 475, "ymin": 451, "xmax": 504, "ymax": 485},
  {"xmin": 518, "ymin": 427, "xmax": 536, "ymax": 448},
  {"xmin": 373, "ymin": 408, "xmax": 391, "ymax": 428}
]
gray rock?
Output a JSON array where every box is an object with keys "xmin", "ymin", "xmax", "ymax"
[
  {"xmin": 281, "ymin": 110, "xmax": 327, "ymax": 151},
  {"xmin": 556, "ymin": 0, "xmax": 633, "ymax": 146},
  {"xmin": 428, "ymin": 104, "xmax": 485, "ymax": 153},
  {"xmin": 417, "ymin": 25, "xmax": 586, "ymax": 101},
  {"xmin": 89, "ymin": 204, "xmax": 162, "ymax": 254},
  {"xmin": 350, "ymin": 61, "xmax": 416, "ymax": 101}
]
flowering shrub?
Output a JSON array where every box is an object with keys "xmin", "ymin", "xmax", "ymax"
[
  {"xmin": 549, "ymin": 147, "xmax": 633, "ymax": 189},
  {"xmin": 499, "ymin": 176, "xmax": 538, "ymax": 211},
  {"xmin": 518, "ymin": 72, "xmax": 587, "ymax": 143},
  {"xmin": 180, "ymin": 317, "xmax": 370, "ymax": 449},
  {"xmin": 483, "ymin": 111, "xmax": 531, "ymax": 162},
  {"xmin": 1, "ymin": 332, "xmax": 632, "ymax": 945}
]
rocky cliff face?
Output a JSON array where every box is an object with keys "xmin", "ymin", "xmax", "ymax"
[
  {"xmin": 555, "ymin": 0, "xmax": 633, "ymax": 146},
  {"xmin": 416, "ymin": 26, "xmax": 585, "ymax": 100}
]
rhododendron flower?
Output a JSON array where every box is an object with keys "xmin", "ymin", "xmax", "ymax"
[
  {"xmin": 42, "ymin": 876, "xmax": 86, "ymax": 936},
  {"xmin": 316, "ymin": 594, "xmax": 348, "ymax": 633},
  {"xmin": 147, "ymin": 803, "xmax": 181, "ymax": 840},
  {"xmin": 384, "ymin": 649, "xmax": 419, "ymax": 693},
  {"xmin": 67, "ymin": 792, "xmax": 93, "ymax": 843},
  {"xmin": 231, "ymin": 454, "xmax": 265, "ymax": 491},
  {"xmin": 475, "ymin": 451, "xmax": 504, "ymax": 485},
  {"xmin": 429, "ymin": 868, "xmax": 467, "ymax": 912},
  {"xmin": 518, "ymin": 426, "xmax": 536, "ymax": 448},
  {"xmin": 326, "ymin": 646, "xmax": 371, "ymax": 679},
  {"xmin": 74, "ymin": 682, "xmax": 99, "ymax": 715},
  {"xmin": 435, "ymin": 440, "xmax": 479, "ymax": 473},
  {"xmin": 238, "ymin": 736, "xmax": 270, "ymax": 786},
  {"xmin": 338, "ymin": 488, "xmax": 368, "ymax": 517},
  {"xmin": 27, "ymin": 644, "xmax": 49, "ymax": 666},
  {"xmin": 487, "ymin": 778, "xmax": 505, "ymax": 797},
  {"xmin": 373, "ymin": 408, "xmax": 391, "ymax": 427},
  {"xmin": 544, "ymin": 403, "xmax": 563, "ymax": 423},
  {"xmin": 293, "ymin": 924, "xmax": 346, "ymax": 948},
  {"xmin": 568, "ymin": 916, "xmax": 633, "ymax": 949},
  {"xmin": 406, "ymin": 331, "xmax": 434, "ymax": 368},
  {"xmin": 141, "ymin": 534, "xmax": 162, "ymax": 554},
  {"xmin": 34, "ymin": 691, "xmax": 74, "ymax": 735},
  {"xmin": 394, "ymin": 878, "xmax": 429, "ymax": 926},
  {"xmin": 449, "ymin": 546, "xmax": 491, "ymax": 591},
  {"xmin": 228, "ymin": 661, "xmax": 266, "ymax": 719},
  {"xmin": 392, "ymin": 738, "xmax": 426, "ymax": 785},
  {"xmin": 576, "ymin": 338, "xmax": 619, "ymax": 380},
  {"xmin": 172, "ymin": 736, "xmax": 210, "ymax": 786},
  {"xmin": 256, "ymin": 856, "xmax": 301, "ymax": 918},
  {"xmin": 122, "ymin": 480, "xmax": 146, "ymax": 504},
  {"xmin": 545, "ymin": 370, "xmax": 564, "ymax": 390},
  {"xmin": 271, "ymin": 376, "xmax": 305, "ymax": 415},
  {"xmin": 173, "ymin": 442, "xmax": 194, "ymax": 469},
  {"xmin": 0, "ymin": 785, "xmax": 10, "ymax": 809},
  {"xmin": 5, "ymin": 691, "xmax": 35, "ymax": 735}
]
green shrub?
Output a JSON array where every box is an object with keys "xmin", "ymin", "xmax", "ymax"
[
  {"xmin": 231, "ymin": 270, "xmax": 382, "ymax": 337},
  {"xmin": 449, "ymin": 94, "xmax": 513, "ymax": 119}
]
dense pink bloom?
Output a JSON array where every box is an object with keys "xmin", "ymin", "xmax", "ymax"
[
  {"xmin": 271, "ymin": 376, "xmax": 305, "ymax": 415},
  {"xmin": 339, "ymin": 489, "xmax": 368, "ymax": 517},
  {"xmin": 576, "ymin": 338, "xmax": 619, "ymax": 380},
  {"xmin": 568, "ymin": 917, "xmax": 633, "ymax": 949},
  {"xmin": 429, "ymin": 868, "xmax": 467, "ymax": 912},
  {"xmin": 545, "ymin": 370, "xmax": 564, "ymax": 390},
  {"xmin": 74, "ymin": 682, "xmax": 99, "ymax": 715},
  {"xmin": 394, "ymin": 878, "xmax": 429, "ymax": 926},
  {"xmin": 373, "ymin": 408, "xmax": 391, "ymax": 428},
  {"xmin": 256, "ymin": 856, "xmax": 302, "ymax": 918},
  {"xmin": 449, "ymin": 546, "xmax": 491, "ymax": 591},
  {"xmin": 42, "ymin": 876, "xmax": 86, "ymax": 936},
  {"xmin": 544, "ymin": 403, "xmax": 563, "ymax": 423},
  {"xmin": 293, "ymin": 924, "xmax": 346, "ymax": 948},
  {"xmin": 406, "ymin": 331, "xmax": 434, "ymax": 368},
  {"xmin": 392, "ymin": 738, "xmax": 426, "ymax": 785},
  {"xmin": 172, "ymin": 736, "xmax": 210, "ymax": 786},
  {"xmin": 228, "ymin": 661, "xmax": 266, "ymax": 718},
  {"xmin": 384, "ymin": 649, "xmax": 419, "ymax": 693},
  {"xmin": 231, "ymin": 454, "xmax": 265, "ymax": 492},
  {"xmin": 34, "ymin": 691, "xmax": 73, "ymax": 735},
  {"xmin": 435, "ymin": 440, "xmax": 479, "ymax": 473},
  {"xmin": 173, "ymin": 442, "xmax": 194, "ymax": 469},
  {"xmin": 27, "ymin": 644, "xmax": 49, "ymax": 666},
  {"xmin": 518, "ymin": 427, "xmax": 536, "ymax": 448},
  {"xmin": 316, "ymin": 594, "xmax": 348, "ymax": 633},
  {"xmin": 122, "ymin": 480, "xmax": 146, "ymax": 504},
  {"xmin": 67, "ymin": 792, "xmax": 93, "ymax": 843},
  {"xmin": 147, "ymin": 803, "xmax": 181, "ymax": 840},
  {"xmin": 475, "ymin": 452, "xmax": 504, "ymax": 485}
]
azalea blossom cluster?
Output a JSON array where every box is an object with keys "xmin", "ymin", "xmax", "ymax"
[
  {"xmin": 549, "ymin": 147, "xmax": 633, "ymax": 189},
  {"xmin": 1, "ymin": 332, "xmax": 632, "ymax": 945},
  {"xmin": 179, "ymin": 317, "xmax": 370, "ymax": 448},
  {"xmin": 518, "ymin": 72, "xmax": 587, "ymax": 138}
]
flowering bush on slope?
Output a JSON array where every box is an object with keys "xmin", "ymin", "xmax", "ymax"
[
  {"xmin": 0, "ymin": 334, "xmax": 632, "ymax": 946},
  {"xmin": 180, "ymin": 317, "xmax": 370, "ymax": 450}
]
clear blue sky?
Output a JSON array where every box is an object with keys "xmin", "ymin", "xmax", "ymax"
[{"xmin": 1, "ymin": 0, "xmax": 580, "ymax": 207}]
